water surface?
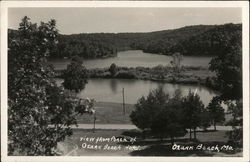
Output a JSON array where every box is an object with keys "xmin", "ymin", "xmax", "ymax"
[
  {"xmin": 57, "ymin": 78, "xmax": 218, "ymax": 106},
  {"xmin": 50, "ymin": 50, "xmax": 212, "ymax": 70}
]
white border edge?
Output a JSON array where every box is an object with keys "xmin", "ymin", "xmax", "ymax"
[{"xmin": 1, "ymin": 1, "xmax": 249, "ymax": 162}]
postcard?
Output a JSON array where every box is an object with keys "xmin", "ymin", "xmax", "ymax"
[{"xmin": 1, "ymin": 1, "xmax": 249, "ymax": 162}]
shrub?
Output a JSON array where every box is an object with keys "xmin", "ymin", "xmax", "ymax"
[
  {"xmin": 115, "ymin": 71, "xmax": 137, "ymax": 79},
  {"xmin": 109, "ymin": 63, "xmax": 117, "ymax": 77}
]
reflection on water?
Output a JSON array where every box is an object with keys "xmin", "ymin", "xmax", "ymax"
[
  {"xmin": 62, "ymin": 78, "xmax": 219, "ymax": 106},
  {"xmin": 110, "ymin": 79, "xmax": 118, "ymax": 93}
]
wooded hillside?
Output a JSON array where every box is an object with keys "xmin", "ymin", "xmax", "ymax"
[{"xmin": 8, "ymin": 23, "xmax": 241, "ymax": 58}]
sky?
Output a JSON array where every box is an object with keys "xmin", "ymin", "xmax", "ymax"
[{"xmin": 8, "ymin": 8, "xmax": 242, "ymax": 34}]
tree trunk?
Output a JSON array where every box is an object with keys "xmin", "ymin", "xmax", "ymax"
[
  {"xmin": 194, "ymin": 128, "xmax": 197, "ymax": 140},
  {"xmin": 142, "ymin": 130, "xmax": 146, "ymax": 139},
  {"xmin": 189, "ymin": 128, "xmax": 192, "ymax": 140},
  {"xmin": 160, "ymin": 133, "xmax": 164, "ymax": 141},
  {"xmin": 214, "ymin": 121, "xmax": 217, "ymax": 131}
]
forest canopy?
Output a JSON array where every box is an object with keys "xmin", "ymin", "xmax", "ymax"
[{"xmin": 8, "ymin": 23, "xmax": 241, "ymax": 59}]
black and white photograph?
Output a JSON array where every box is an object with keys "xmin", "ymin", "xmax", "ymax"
[{"xmin": 1, "ymin": 1, "xmax": 249, "ymax": 162}]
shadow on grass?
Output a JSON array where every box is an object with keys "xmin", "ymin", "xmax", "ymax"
[
  {"xmin": 122, "ymin": 129, "xmax": 143, "ymax": 138},
  {"xmin": 129, "ymin": 143, "xmax": 213, "ymax": 156},
  {"xmin": 120, "ymin": 130, "xmax": 242, "ymax": 156}
]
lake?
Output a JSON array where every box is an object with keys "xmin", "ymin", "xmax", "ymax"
[
  {"xmin": 54, "ymin": 50, "xmax": 216, "ymax": 106},
  {"xmin": 50, "ymin": 50, "xmax": 213, "ymax": 70},
  {"xmin": 56, "ymin": 78, "xmax": 218, "ymax": 106}
]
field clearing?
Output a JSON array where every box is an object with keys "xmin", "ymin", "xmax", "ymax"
[{"xmin": 76, "ymin": 102, "xmax": 134, "ymax": 124}]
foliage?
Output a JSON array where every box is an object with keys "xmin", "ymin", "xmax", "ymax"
[
  {"xmin": 130, "ymin": 87, "xmax": 169, "ymax": 131},
  {"xmin": 226, "ymin": 100, "xmax": 243, "ymax": 147},
  {"xmin": 174, "ymin": 24, "xmax": 242, "ymax": 56},
  {"xmin": 9, "ymin": 23, "xmax": 241, "ymax": 58},
  {"xmin": 131, "ymin": 87, "xmax": 222, "ymax": 142},
  {"xmin": 53, "ymin": 34, "xmax": 117, "ymax": 58},
  {"xmin": 109, "ymin": 63, "xmax": 117, "ymax": 77},
  {"xmin": 62, "ymin": 55, "xmax": 88, "ymax": 92},
  {"xmin": 199, "ymin": 108, "xmax": 211, "ymax": 131},
  {"xmin": 59, "ymin": 23, "xmax": 241, "ymax": 57},
  {"xmin": 206, "ymin": 96, "xmax": 225, "ymax": 130},
  {"xmin": 226, "ymin": 100, "xmax": 243, "ymax": 127},
  {"xmin": 151, "ymin": 65, "xmax": 166, "ymax": 79},
  {"xmin": 207, "ymin": 23, "xmax": 242, "ymax": 146},
  {"xmin": 115, "ymin": 71, "xmax": 137, "ymax": 79},
  {"xmin": 8, "ymin": 16, "xmax": 86, "ymax": 155},
  {"xmin": 84, "ymin": 65, "xmax": 213, "ymax": 85},
  {"xmin": 209, "ymin": 24, "xmax": 242, "ymax": 100},
  {"xmin": 130, "ymin": 88, "xmax": 188, "ymax": 142},
  {"xmin": 150, "ymin": 90, "xmax": 186, "ymax": 142}
]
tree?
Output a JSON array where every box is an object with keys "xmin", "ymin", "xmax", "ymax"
[
  {"xmin": 209, "ymin": 26, "xmax": 242, "ymax": 146},
  {"xmin": 63, "ymin": 55, "xmax": 88, "ymax": 93},
  {"xmin": 170, "ymin": 52, "xmax": 183, "ymax": 73},
  {"xmin": 109, "ymin": 63, "xmax": 117, "ymax": 77},
  {"xmin": 226, "ymin": 100, "xmax": 242, "ymax": 147},
  {"xmin": 130, "ymin": 88, "xmax": 188, "ymax": 143},
  {"xmin": 199, "ymin": 108, "xmax": 211, "ymax": 131},
  {"xmin": 209, "ymin": 29, "xmax": 242, "ymax": 100},
  {"xmin": 182, "ymin": 91, "xmax": 205, "ymax": 140},
  {"xmin": 8, "ymin": 16, "xmax": 85, "ymax": 155},
  {"xmin": 130, "ymin": 87, "xmax": 169, "ymax": 137},
  {"xmin": 207, "ymin": 96, "xmax": 225, "ymax": 130},
  {"xmin": 150, "ymin": 90, "xmax": 186, "ymax": 143}
]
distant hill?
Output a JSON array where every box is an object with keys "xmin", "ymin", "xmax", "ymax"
[{"xmin": 8, "ymin": 23, "xmax": 241, "ymax": 59}]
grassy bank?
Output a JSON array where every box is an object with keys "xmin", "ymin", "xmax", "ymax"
[
  {"xmin": 88, "ymin": 65, "xmax": 216, "ymax": 85},
  {"xmin": 76, "ymin": 102, "xmax": 134, "ymax": 124},
  {"xmin": 55, "ymin": 65, "xmax": 216, "ymax": 87}
]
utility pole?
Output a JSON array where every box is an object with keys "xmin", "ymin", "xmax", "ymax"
[
  {"xmin": 90, "ymin": 100, "xmax": 96, "ymax": 133},
  {"xmin": 93, "ymin": 112, "xmax": 96, "ymax": 133},
  {"xmin": 122, "ymin": 88, "xmax": 125, "ymax": 115}
]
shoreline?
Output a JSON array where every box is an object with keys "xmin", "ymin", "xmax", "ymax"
[{"xmin": 55, "ymin": 65, "xmax": 218, "ymax": 90}]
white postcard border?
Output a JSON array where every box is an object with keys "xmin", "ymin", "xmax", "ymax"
[{"xmin": 1, "ymin": 1, "xmax": 249, "ymax": 162}]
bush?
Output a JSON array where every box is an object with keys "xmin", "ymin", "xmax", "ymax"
[
  {"xmin": 99, "ymin": 72, "xmax": 111, "ymax": 78},
  {"xmin": 115, "ymin": 71, "xmax": 137, "ymax": 79},
  {"xmin": 109, "ymin": 63, "xmax": 117, "ymax": 77}
]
